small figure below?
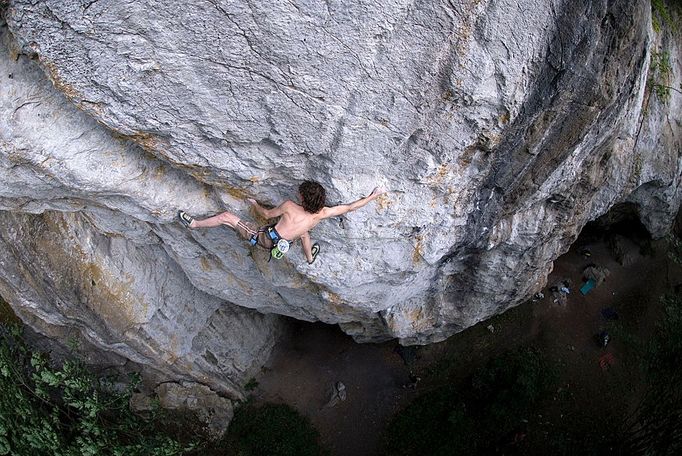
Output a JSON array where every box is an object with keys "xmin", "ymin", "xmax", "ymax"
[
  {"xmin": 179, "ymin": 181, "xmax": 385, "ymax": 264},
  {"xmin": 323, "ymin": 381, "xmax": 347, "ymax": 408}
]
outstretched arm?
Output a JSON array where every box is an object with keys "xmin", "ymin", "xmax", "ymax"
[
  {"xmin": 300, "ymin": 231, "xmax": 314, "ymax": 263},
  {"xmin": 320, "ymin": 187, "xmax": 386, "ymax": 219},
  {"xmin": 248, "ymin": 199, "xmax": 287, "ymax": 219}
]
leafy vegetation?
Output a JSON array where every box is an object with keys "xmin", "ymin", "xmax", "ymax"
[
  {"xmin": 385, "ymin": 234, "xmax": 682, "ymax": 455},
  {"xmin": 649, "ymin": 51, "xmax": 678, "ymax": 102},
  {"xmin": 648, "ymin": 0, "xmax": 682, "ymax": 103},
  {"xmin": 616, "ymin": 291, "xmax": 682, "ymax": 454},
  {"xmin": 651, "ymin": 0, "xmax": 675, "ymax": 33},
  {"xmin": 383, "ymin": 347, "xmax": 554, "ymax": 455},
  {"xmin": 243, "ymin": 377, "xmax": 259, "ymax": 392},
  {"xmin": 0, "ymin": 324, "xmax": 193, "ymax": 456},
  {"xmin": 668, "ymin": 233, "xmax": 682, "ymax": 265},
  {"xmin": 221, "ymin": 402, "xmax": 327, "ymax": 456}
]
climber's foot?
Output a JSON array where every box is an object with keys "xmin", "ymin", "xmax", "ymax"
[
  {"xmin": 178, "ymin": 211, "xmax": 195, "ymax": 229},
  {"xmin": 308, "ymin": 243, "xmax": 320, "ymax": 264}
]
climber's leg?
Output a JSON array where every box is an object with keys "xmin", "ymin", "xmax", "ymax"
[
  {"xmin": 234, "ymin": 220, "xmax": 262, "ymax": 243},
  {"xmin": 183, "ymin": 210, "xmax": 239, "ymax": 229}
]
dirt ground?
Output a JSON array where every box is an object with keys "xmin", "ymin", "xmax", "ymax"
[
  {"xmin": 252, "ymin": 321, "xmax": 411, "ymax": 456},
  {"xmin": 251, "ymin": 225, "xmax": 680, "ymax": 456}
]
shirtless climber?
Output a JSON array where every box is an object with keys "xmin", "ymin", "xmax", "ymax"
[{"xmin": 178, "ymin": 181, "xmax": 386, "ymax": 264}]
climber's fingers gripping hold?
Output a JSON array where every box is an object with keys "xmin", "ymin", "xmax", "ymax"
[{"xmin": 370, "ymin": 187, "xmax": 387, "ymax": 198}]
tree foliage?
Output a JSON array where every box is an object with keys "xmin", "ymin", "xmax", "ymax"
[
  {"xmin": 616, "ymin": 292, "xmax": 682, "ymax": 455},
  {"xmin": 222, "ymin": 402, "xmax": 327, "ymax": 456},
  {"xmin": 0, "ymin": 324, "xmax": 193, "ymax": 456},
  {"xmin": 383, "ymin": 347, "xmax": 554, "ymax": 456}
]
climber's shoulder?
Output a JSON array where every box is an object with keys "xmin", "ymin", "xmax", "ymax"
[
  {"xmin": 277, "ymin": 200, "xmax": 303, "ymax": 215},
  {"xmin": 279, "ymin": 199, "xmax": 298, "ymax": 210}
]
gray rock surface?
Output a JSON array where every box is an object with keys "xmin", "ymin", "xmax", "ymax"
[
  {"xmin": 130, "ymin": 381, "xmax": 234, "ymax": 437},
  {"xmin": 0, "ymin": 0, "xmax": 680, "ymax": 402},
  {"xmin": 0, "ymin": 18, "xmax": 282, "ymax": 403},
  {"xmin": 0, "ymin": 210, "xmax": 281, "ymax": 399}
]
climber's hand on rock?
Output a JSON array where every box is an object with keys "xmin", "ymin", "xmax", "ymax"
[{"xmin": 370, "ymin": 187, "xmax": 386, "ymax": 198}]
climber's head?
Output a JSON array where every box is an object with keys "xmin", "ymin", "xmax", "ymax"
[{"xmin": 298, "ymin": 180, "xmax": 326, "ymax": 214}]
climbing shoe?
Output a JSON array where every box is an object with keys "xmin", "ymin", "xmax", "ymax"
[
  {"xmin": 308, "ymin": 243, "xmax": 320, "ymax": 264},
  {"xmin": 178, "ymin": 211, "xmax": 194, "ymax": 228}
]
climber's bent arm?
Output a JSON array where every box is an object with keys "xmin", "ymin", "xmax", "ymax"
[
  {"xmin": 249, "ymin": 199, "xmax": 289, "ymax": 219},
  {"xmin": 300, "ymin": 231, "xmax": 314, "ymax": 263}
]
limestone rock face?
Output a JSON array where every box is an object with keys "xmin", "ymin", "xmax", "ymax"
[
  {"xmin": 148, "ymin": 381, "xmax": 234, "ymax": 437},
  {"xmin": 0, "ymin": 0, "xmax": 680, "ymax": 393},
  {"xmin": 0, "ymin": 21, "xmax": 281, "ymax": 399},
  {"xmin": 0, "ymin": 209, "xmax": 281, "ymax": 399}
]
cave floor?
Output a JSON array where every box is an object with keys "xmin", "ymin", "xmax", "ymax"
[
  {"xmin": 252, "ymin": 320, "xmax": 411, "ymax": 456},
  {"xmin": 251, "ymin": 233, "xmax": 678, "ymax": 456}
]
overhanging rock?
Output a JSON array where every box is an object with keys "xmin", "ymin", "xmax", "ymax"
[{"xmin": 1, "ymin": 0, "xmax": 681, "ymax": 358}]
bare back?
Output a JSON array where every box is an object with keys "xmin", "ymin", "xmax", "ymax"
[
  {"xmin": 264, "ymin": 186, "xmax": 383, "ymax": 242},
  {"xmin": 273, "ymin": 200, "xmax": 323, "ymax": 240}
]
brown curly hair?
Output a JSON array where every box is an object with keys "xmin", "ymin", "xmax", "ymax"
[{"xmin": 299, "ymin": 181, "xmax": 326, "ymax": 213}]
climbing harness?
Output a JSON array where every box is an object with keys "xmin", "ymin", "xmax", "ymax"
[{"xmin": 250, "ymin": 225, "xmax": 290, "ymax": 260}]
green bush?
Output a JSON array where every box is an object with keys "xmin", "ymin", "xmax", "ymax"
[
  {"xmin": 616, "ymin": 291, "xmax": 682, "ymax": 454},
  {"xmin": 668, "ymin": 234, "xmax": 682, "ymax": 265},
  {"xmin": 383, "ymin": 347, "xmax": 553, "ymax": 456},
  {"xmin": 223, "ymin": 402, "xmax": 326, "ymax": 456},
  {"xmin": 651, "ymin": 293, "xmax": 682, "ymax": 374},
  {"xmin": 649, "ymin": 52, "xmax": 673, "ymax": 102},
  {"xmin": 0, "ymin": 324, "xmax": 193, "ymax": 456}
]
